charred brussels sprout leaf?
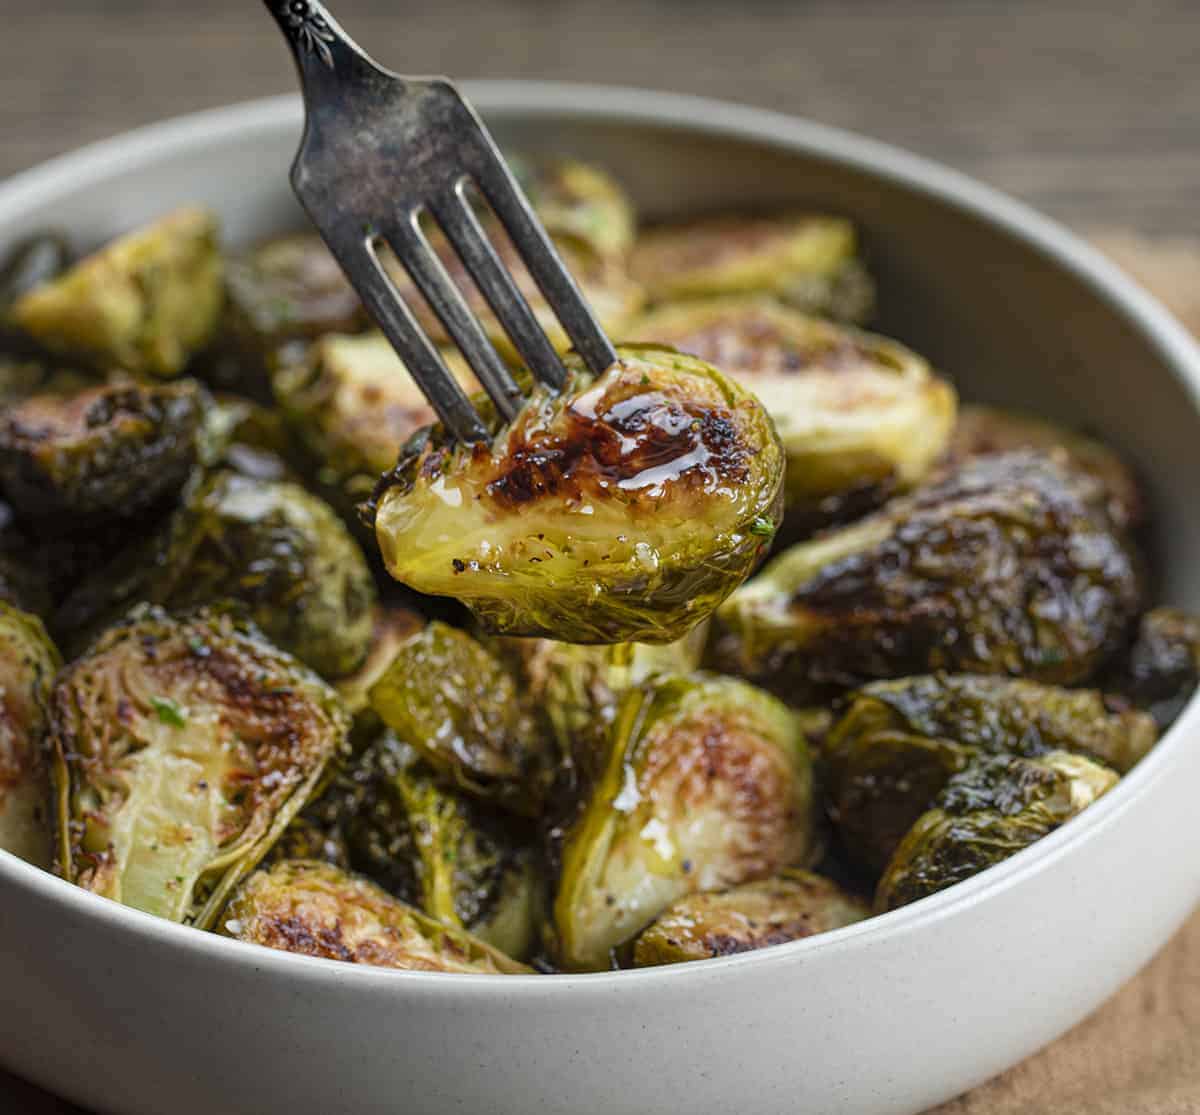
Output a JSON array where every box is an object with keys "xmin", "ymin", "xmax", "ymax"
[
  {"xmin": 630, "ymin": 296, "xmax": 956, "ymax": 524},
  {"xmin": 0, "ymin": 378, "xmax": 210, "ymax": 522},
  {"xmin": 709, "ymin": 451, "xmax": 1143, "ymax": 700},
  {"xmin": 631, "ymin": 869, "xmax": 867, "ymax": 966},
  {"xmin": 825, "ymin": 674, "xmax": 1156, "ymax": 875},
  {"xmin": 0, "ymin": 602, "xmax": 61, "ymax": 866},
  {"xmin": 875, "ymin": 751, "xmax": 1117, "ymax": 912},
  {"xmin": 50, "ymin": 607, "xmax": 349, "ymax": 926},
  {"xmin": 1104, "ymin": 607, "xmax": 1200, "ymax": 730},
  {"xmin": 630, "ymin": 213, "xmax": 874, "ymax": 322},
  {"xmin": 553, "ymin": 672, "xmax": 814, "ymax": 971},
  {"xmin": 947, "ymin": 404, "xmax": 1143, "ymax": 530},
  {"xmin": 56, "ymin": 472, "xmax": 377, "ymax": 677},
  {"xmin": 11, "ymin": 208, "xmax": 224, "ymax": 378},
  {"xmin": 368, "ymin": 622, "xmax": 548, "ymax": 816},
  {"xmin": 220, "ymin": 859, "xmax": 531, "ymax": 973},
  {"xmin": 373, "ymin": 347, "xmax": 785, "ymax": 644},
  {"xmin": 511, "ymin": 157, "xmax": 636, "ymax": 258}
]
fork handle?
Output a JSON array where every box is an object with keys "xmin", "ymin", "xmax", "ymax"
[{"xmin": 261, "ymin": 1, "xmax": 376, "ymax": 94}]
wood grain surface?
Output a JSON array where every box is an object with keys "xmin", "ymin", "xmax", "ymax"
[{"xmin": 3, "ymin": 1, "xmax": 1200, "ymax": 1111}]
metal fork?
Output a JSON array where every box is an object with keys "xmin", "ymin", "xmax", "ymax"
[{"xmin": 261, "ymin": 0, "xmax": 618, "ymax": 443}]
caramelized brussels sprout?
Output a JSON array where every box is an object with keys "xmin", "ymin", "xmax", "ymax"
[
  {"xmin": 631, "ymin": 869, "xmax": 867, "ymax": 966},
  {"xmin": 630, "ymin": 296, "xmax": 956, "ymax": 521},
  {"xmin": 1104, "ymin": 607, "xmax": 1200, "ymax": 730},
  {"xmin": 50, "ymin": 607, "xmax": 349, "ymax": 926},
  {"xmin": 511, "ymin": 157, "xmax": 636, "ymax": 258},
  {"xmin": 709, "ymin": 452, "xmax": 1143, "ymax": 700},
  {"xmin": 0, "ymin": 379, "xmax": 209, "ymax": 521},
  {"xmin": 0, "ymin": 602, "xmax": 60, "ymax": 866},
  {"xmin": 11, "ymin": 208, "xmax": 224, "ymax": 378},
  {"xmin": 220, "ymin": 859, "xmax": 531, "ymax": 973},
  {"xmin": 372, "ymin": 347, "xmax": 785, "ymax": 644},
  {"xmin": 55, "ymin": 472, "xmax": 377, "ymax": 677},
  {"xmin": 630, "ymin": 213, "xmax": 873, "ymax": 322},
  {"xmin": 875, "ymin": 751, "xmax": 1118, "ymax": 912},
  {"xmin": 340, "ymin": 734, "xmax": 543, "ymax": 959},
  {"xmin": 947, "ymin": 404, "xmax": 1143, "ymax": 529},
  {"xmin": 368, "ymin": 622, "xmax": 547, "ymax": 816},
  {"xmin": 825, "ymin": 674, "xmax": 1156, "ymax": 874},
  {"xmin": 553, "ymin": 672, "xmax": 814, "ymax": 971}
]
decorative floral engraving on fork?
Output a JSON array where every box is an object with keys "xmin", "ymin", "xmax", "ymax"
[{"xmin": 278, "ymin": 0, "xmax": 336, "ymax": 69}]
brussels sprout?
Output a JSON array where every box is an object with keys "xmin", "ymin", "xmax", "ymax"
[
  {"xmin": 630, "ymin": 869, "xmax": 867, "ymax": 966},
  {"xmin": 553, "ymin": 672, "xmax": 814, "ymax": 971},
  {"xmin": 708, "ymin": 451, "xmax": 1143, "ymax": 700},
  {"xmin": 334, "ymin": 604, "xmax": 427, "ymax": 719},
  {"xmin": 875, "ymin": 750, "xmax": 1118, "ymax": 912},
  {"xmin": 947, "ymin": 404, "xmax": 1143, "ymax": 529},
  {"xmin": 511, "ymin": 157, "xmax": 636, "ymax": 258},
  {"xmin": 0, "ymin": 378, "xmax": 209, "ymax": 522},
  {"xmin": 0, "ymin": 602, "xmax": 61, "ymax": 866},
  {"xmin": 825, "ymin": 674, "xmax": 1156, "ymax": 874},
  {"xmin": 368, "ymin": 622, "xmax": 547, "ymax": 816},
  {"xmin": 630, "ymin": 213, "xmax": 873, "ymax": 322},
  {"xmin": 372, "ymin": 347, "xmax": 785, "ymax": 645},
  {"xmin": 630, "ymin": 296, "xmax": 957, "ymax": 522},
  {"xmin": 220, "ymin": 859, "xmax": 531, "ymax": 973},
  {"xmin": 338, "ymin": 734, "xmax": 543, "ymax": 959},
  {"xmin": 1104, "ymin": 607, "xmax": 1200, "ymax": 730},
  {"xmin": 50, "ymin": 607, "xmax": 349, "ymax": 926},
  {"xmin": 55, "ymin": 471, "xmax": 377, "ymax": 677},
  {"xmin": 11, "ymin": 208, "xmax": 224, "ymax": 378}
]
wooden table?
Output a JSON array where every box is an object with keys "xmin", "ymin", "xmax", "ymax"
[{"xmin": 4, "ymin": 1, "xmax": 1200, "ymax": 1111}]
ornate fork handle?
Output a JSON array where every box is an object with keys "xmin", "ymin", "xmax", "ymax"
[{"xmin": 262, "ymin": 1, "xmax": 361, "ymax": 80}]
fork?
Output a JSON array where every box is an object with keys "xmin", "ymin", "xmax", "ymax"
[{"xmin": 261, "ymin": 0, "xmax": 618, "ymax": 443}]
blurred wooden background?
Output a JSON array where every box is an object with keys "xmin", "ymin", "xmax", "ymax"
[{"xmin": 3, "ymin": 1, "xmax": 1200, "ymax": 1111}]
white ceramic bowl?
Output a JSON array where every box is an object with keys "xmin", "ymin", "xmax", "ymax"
[{"xmin": 2, "ymin": 84, "xmax": 1199, "ymax": 1115}]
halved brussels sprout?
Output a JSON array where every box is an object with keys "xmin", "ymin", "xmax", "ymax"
[
  {"xmin": 511, "ymin": 157, "xmax": 636, "ymax": 258},
  {"xmin": 372, "ymin": 347, "xmax": 785, "ymax": 645},
  {"xmin": 947, "ymin": 404, "xmax": 1143, "ymax": 529},
  {"xmin": 339, "ymin": 734, "xmax": 543, "ymax": 960},
  {"xmin": 825, "ymin": 674, "xmax": 1156, "ymax": 875},
  {"xmin": 220, "ymin": 859, "xmax": 531, "ymax": 973},
  {"xmin": 708, "ymin": 451, "xmax": 1143, "ymax": 700},
  {"xmin": 1104, "ymin": 607, "xmax": 1200, "ymax": 730},
  {"xmin": 368, "ymin": 622, "xmax": 547, "ymax": 816},
  {"xmin": 11, "ymin": 208, "xmax": 224, "ymax": 378},
  {"xmin": 0, "ymin": 602, "xmax": 61, "ymax": 866},
  {"xmin": 875, "ymin": 750, "xmax": 1118, "ymax": 912},
  {"xmin": 629, "ymin": 213, "xmax": 873, "ymax": 322},
  {"xmin": 50, "ymin": 607, "xmax": 349, "ymax": 926},
  {"xmin": 55, "ymin": 471, "xmax": 377, "ymax": 678},
  {"xmin": 553, "ymin": 672, "xmax": 814, "ymax": 971},
  {"xmin": 630, "ymin": 869, "xmax": 867, "ymax": 967},
  {"xmin": 0, "ymin": 378, "xmax": 210, "ymax": 522},
  {"xmin": 630, "ymin": 296, "xmax": 956, "ymax": 522}
]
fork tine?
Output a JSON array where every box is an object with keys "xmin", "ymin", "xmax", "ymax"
[
  {"xmin": 430, "ymin": 183, "xmax": 568, "ymax": 392},
  {"xmin": 470, "ymin": 155, "xmax": 619, "ymax": 377},
  {"xmin": 326, "ymin": 232, "xmax": 489, "ymax": 444},
  {"xmin": 384, "ymin": 211, "xmax": 526, "ymax": 424}
]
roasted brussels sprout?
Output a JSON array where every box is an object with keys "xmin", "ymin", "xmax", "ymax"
[
  {"xmin": 630, "ymin": 296, "xmax": 956, "ymax": 522},
  {"xmin": 372, "ymin": 347, "xmax": 785, "ymax": 644},
  {"xmin": 709, "ymin": 451, "xmax": 1143, "ymax": 700},
  {"xmin": 630, "ymin": 869, "xmax": 867, "ymax": 966},
  {"xmin": 825, "ymin": 674, "xmax": 1156, "ymax": 874},
  {"xmin": 0, "ymin": 602, "xmax": 61, "ymax": 866},
  {"xmin": 553, "ymin": 672, "xmax": 814, "ymax": 971},
  {"xmin": 11, "ymin": 208, "xmax": 224, "ymax": 378},
  {"xmin": 50, "ymin": 607, "xmax": 349, "ymax": 926},
  {"xmin": 55, "ymin": 471, "xmax": 377, "ymax": 677},
  {"xmin": 875, "ymin": 750, "xmax": 1118, "ymax": 912},
  {"xmin": 947, "ymin": 404, "xmax": 1143, "ymax": 529},
  {"xmin": 1104, "ymin": 607, "xmax": 1200, "ymax": 730},
  {"xmin": 220, "ymin": 860, "xmax": 531, "ymax": 973},
  {"xmin": 630, "ymin": 213, "xmax": 873, "ymax": 322},
  {"xmin": 511, "ymin": 157, "xmax": 636, "ymax": 258},
  {"xmin": 368, "ymin": 622, "xmax": 547, "ymax": 816},
  {"xmin": 0, "ymin": 378, "xmax": 209, "ymax": 522},
  {"xmin": 339, "ymin": 734, "xmax": 543, "ymax": 959}
]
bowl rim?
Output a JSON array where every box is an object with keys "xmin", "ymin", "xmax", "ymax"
[{"xmin": 3, "ymin": 79, "xmax": 1199, "ymax": 993}]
